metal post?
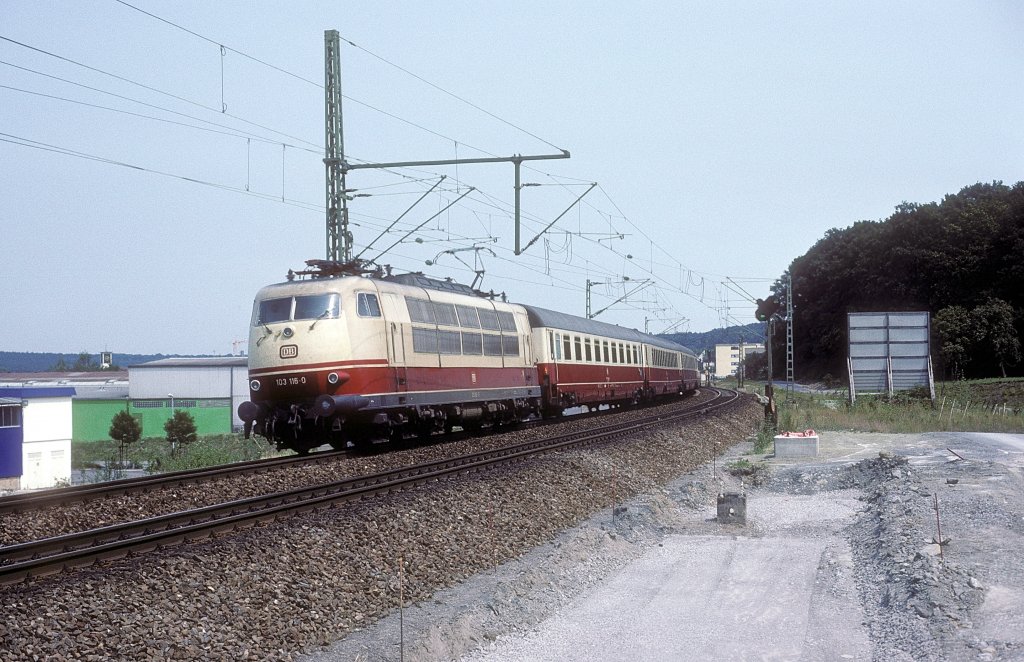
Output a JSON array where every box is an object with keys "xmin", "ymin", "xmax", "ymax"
[
  {"xmin": 786, "ymin": 273, "xmax": 795, "ymax": 396},
  {"xmin": 738, "ymin": 339, "xmax": 745, "ymax": 388},
  {"xmin": 514, "ymin": 158, "xmax": 522, "ymax": 254},
  {"xmin": 324, "ymin": 30, "xmax": 349, "ymax": 263}
]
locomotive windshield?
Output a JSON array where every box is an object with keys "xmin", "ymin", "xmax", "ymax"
[{"xmin": 254, "ymin": 293, "xmax": 340, "ymax": 325}]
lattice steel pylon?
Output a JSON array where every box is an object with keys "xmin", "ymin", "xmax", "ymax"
[
  {"xmin": 785, "ymin": 273, "xmax": 795, "ymax": 396},
  {"xmin": 324, "ymin": 30, "xmax": 350, "ymax": 263}
]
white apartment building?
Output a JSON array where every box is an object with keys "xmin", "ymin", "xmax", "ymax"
[{"xmin": 713, "ymin": 343, "xmax": 765, "ymax": 378}]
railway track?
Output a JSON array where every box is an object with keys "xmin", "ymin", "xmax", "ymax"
[
  {"xmin": 0, "ymin": 389, "xmax": 691, "ymax": 516},
  {"xmin": 0, "ymin": 448, "xmax": 348, "ymax": 515},
  {"xmin": 0, "ymin": 388, "xmax": 739, "ymax": 585}
]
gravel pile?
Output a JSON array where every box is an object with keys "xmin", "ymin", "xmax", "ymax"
[
  {"xmin": 0, "ymin": 392, "xmax": 720, "ymax": 548},
  {"xmin": 0, "ymin": 395, "xmax": 760, "ymax": 660},
  {"xmin": 847, "ymin": 452, "xmax": 987, "ymax": 661}
]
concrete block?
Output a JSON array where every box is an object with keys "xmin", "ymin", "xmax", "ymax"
[
  {"xmin": 717, "ymin": 492, "xmax": 746, "ymax": 524},
  {"xmin": 774, "ymin": 433, "xmax": 819, "ymax": 457}
]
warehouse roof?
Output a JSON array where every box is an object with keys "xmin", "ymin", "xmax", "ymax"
[{"xmin": 130, "ymin": 357, "xmax": 247, "ymax": 369}]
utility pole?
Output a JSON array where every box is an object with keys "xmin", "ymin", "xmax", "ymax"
[
  {"xmin": 324, "ymin": 30, "xmax": 349, "ymax": 263},
  {"xmin": 738, "ymin": 338, "xmax": 745, "ymax": 389},
  {"xmin": 786, "ymin": 273, "xmax": 795, "ymax": 396},
  {"xmin": 322, "ymin": 30, "xmax": 573, "ymax": 268}
]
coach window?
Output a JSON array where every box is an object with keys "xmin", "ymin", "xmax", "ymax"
[
  {"xmin": 478, "ymin": 308, "xmax": 501, "ymax": 331},
  {"xmin": 497, "ymin": 311, "xmax": 517, "ymax": 332},
  {"xmin": 563, "ymin": 335, "xmax": 572, "ymax": 361},
  {"xmin": 456, "ymin": 304, "xmax": 480, "ymax": 328},
  {"xmin": 573, "ymin": 336, "xmax": 582, "ymax": 362},
  {"xmin": 553, "ymin": 332, "xmax": 562, "ymax": 360},
  {"xmin": 406, "ymin": 298, "xmax": 434, "ymax": 324},
  {"xmin": 619, "ymin": 343, "xmax": 626, "ymax": 364},
  {"xmin": 584, "ymin": 338, "xmax": 593, "ymax": 362},
  {"xmin": 462, "ymin": 332, "xmax": 483, "ymax": 355},
  {"xmin": 357, "ymin": 293, "xmax": 381, "ymax": 317},
  {"xmin": 432, "ymin": 302, "xmax": 459, "ymax": 327},
  {"xmin": 483, "ymin": 334, "xmax": 503, "ymax": 356},
  {"xmin": 602, "ymin": 340, "xmax": 609, "ymax": 363},
  {"xmin": 437, "ymin": 329, "xmax": 461, "ymax": 354},
  {"xmin": 412, "ymin": 327, "xmax": 437, "ymax": 353}
]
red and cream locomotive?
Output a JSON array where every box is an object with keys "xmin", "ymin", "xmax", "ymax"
[{"xmin": 238, "ymin": 265, "xmax": 700, "ymax": 453}]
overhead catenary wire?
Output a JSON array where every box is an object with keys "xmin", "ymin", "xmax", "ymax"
[
  {"xmin": 0, "ymin": 132, "xmax": 323, "ymax": 213},
  {"xmin": 0, "ymin": 35, "xmax": 321, "ymax": 149},
  {"xmin": 2, "ymin": 11, "xmax": 768, "ymax": 329}
]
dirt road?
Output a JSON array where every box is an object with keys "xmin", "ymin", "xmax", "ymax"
[{"xmin": 307, "ymin": 431, "xmax": 1024, "ymax": 661}]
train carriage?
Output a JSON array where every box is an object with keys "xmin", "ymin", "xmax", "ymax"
[{"xmin": 524, "ymin": 305, "xmax": 700, "ymax": 415}]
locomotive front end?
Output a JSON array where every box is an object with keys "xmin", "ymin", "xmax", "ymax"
[{"xmin": 237, "ymin": 278, "xmax": 384, "ymax": 453}]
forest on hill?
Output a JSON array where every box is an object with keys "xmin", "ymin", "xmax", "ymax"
[
  {"xmin": 772, "ymin": 181, "xmax": 1024, "ymax": 381},
  {"xmin": 662, "ymin": 323, "xmax": 764, "ymax": 356}
]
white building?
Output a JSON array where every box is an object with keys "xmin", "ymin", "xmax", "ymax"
[
  {"xmin": 0, "ymin": 386, "xmax": 74, "ymax": 491},
  {"xmin": 713, "ymin": 343, "xmax": 766, "ymax": 378}
]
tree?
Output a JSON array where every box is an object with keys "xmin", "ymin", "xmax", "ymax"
[
  {"xmin": 935, "ymin": 306, "xmax": 977, "ymax": 380},
  {"xmin": 740, "ymin": 350, "xmax": 769, "ymax": 381},
  {"xmin": 72, "ymin": 351, "xmax": 100, "ymax": 371},
  {"xmin": 164, "ymin": 410, "xmax": 198, "ymax": 458},
  {"xmin": 109, "ymin": 410, "xmax": 141, "ymax": 478},
  {"xmin": 974, "ymin": 298, "xmax": 1022, "ymax": 377}
]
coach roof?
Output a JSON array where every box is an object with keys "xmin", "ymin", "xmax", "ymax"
[{"xmin": 522, "ymin": 305, "xmax": 695, "ymax": 355}]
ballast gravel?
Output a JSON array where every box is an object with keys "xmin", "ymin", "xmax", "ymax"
[
  {"xmin": 0, "ymin": 394, "xmax": 759, "ymax": 660},
  {"xmin": 0, "ymin": 391, "xmax": 720, "ymax": 547}
]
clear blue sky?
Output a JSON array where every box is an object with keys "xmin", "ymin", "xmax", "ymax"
[{"xmin": 2, "ymin": 1, "xmax": 1021, "ymax": 354}]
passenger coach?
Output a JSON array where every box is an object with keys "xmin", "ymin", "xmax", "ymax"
[{"xmin": 525, "ymin": 306, "xmax": 699, "ymax": 415}]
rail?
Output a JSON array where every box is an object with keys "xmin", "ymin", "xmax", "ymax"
[{"xmin": 0, "ymin": 388, "xmax": 740, "ymax": 585}]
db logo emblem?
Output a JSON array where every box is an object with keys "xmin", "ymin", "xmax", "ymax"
[{"xmin": 280, "ymin": 345, "xmax": 298, "ymax": 359}]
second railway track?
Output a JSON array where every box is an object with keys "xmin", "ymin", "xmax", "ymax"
[{"xmin": 0, "ymin": 388, "xmax": 739, "ymax": 585}]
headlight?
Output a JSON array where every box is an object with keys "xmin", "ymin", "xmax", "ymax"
[
  {"xmin": 282, "ymin": 326, "xmax": 294, "ymax": 338},
  {"xmin": 327, "ymin": 372, "xmax": 340, "ymax": 384},
  {"xmin": 250, "ymin": 379, "xmax": 261, "ymax": 392}
]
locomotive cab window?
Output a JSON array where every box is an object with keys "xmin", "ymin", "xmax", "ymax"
[
  {"xmin": 294, "ymin": 293, "xmax": 340, "ymax": 321},
  {"xmin": 255, "ymin": 297, "xmax": 292, "ymax": 324},
  {"xmin": 357, "ymin": 293, "xmax": 381, "ymax": 317},
  {"xmin": 256, "ymin": 293, "xmax": 339, "ymax": 325}
]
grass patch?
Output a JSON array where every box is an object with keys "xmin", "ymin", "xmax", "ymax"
[
  {"xmin": 771, "ymin": 382, "xmax": 1024, "ymax": 434},
  {"xmin": 726, "ymin": 458, "xmax": 769, "ymax": 486},
  {"xmin": 73, "ymin": 433, "xmax": 285, "ymax": 479}
]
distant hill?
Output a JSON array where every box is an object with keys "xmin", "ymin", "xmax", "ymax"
[
  {"xmin": 0, "ymin": 351, "xmax": 230, "ymax": 373},
  {"xmin": 660, "ymin": 323, "xmax": 765, "ymax": 355}
]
